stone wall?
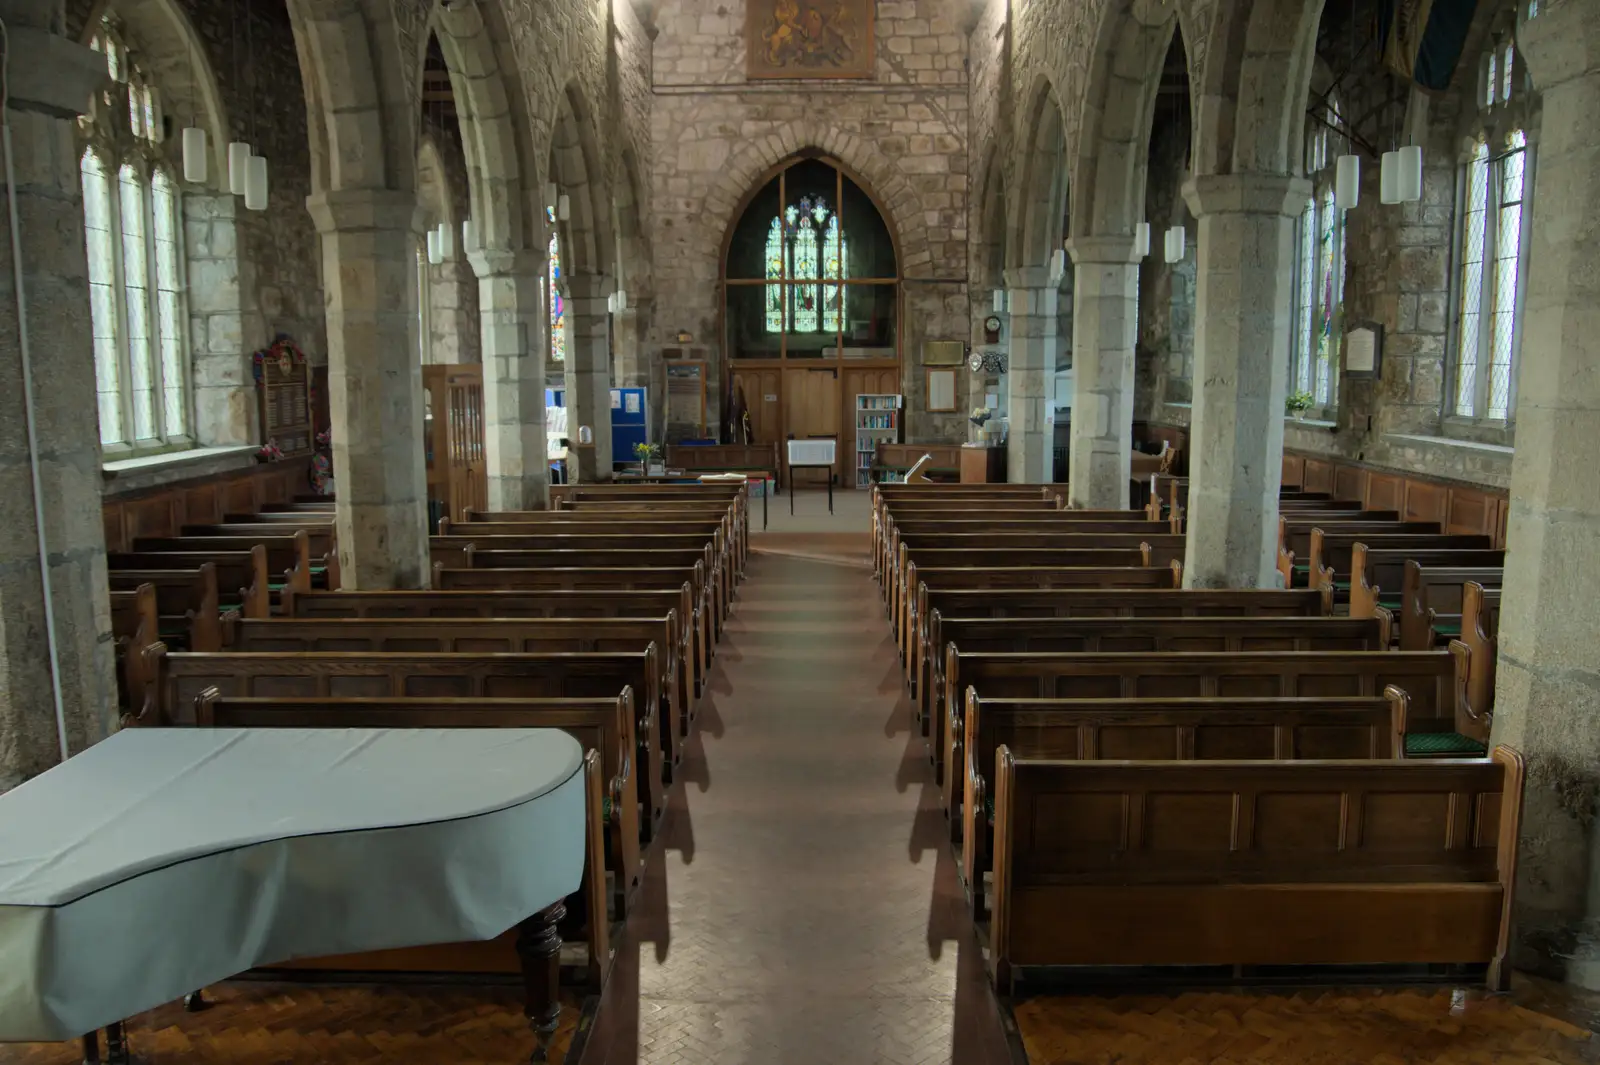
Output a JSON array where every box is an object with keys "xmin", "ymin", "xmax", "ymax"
[
  {"xmin": 648, "ymin": 0, "xmax": 972, "ymax": 442},
  {"xmin": 419, "ymin": 116, "xmax": 482, "ymax": 367}
]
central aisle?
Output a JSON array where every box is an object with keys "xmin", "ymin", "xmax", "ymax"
[{"xmin": 591, "ymin": 542, "xmax": 1013, "ymax": 1064}]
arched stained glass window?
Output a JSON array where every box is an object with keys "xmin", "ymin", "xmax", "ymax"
[
  {"xmin": 548, "ymin": 205, "xmax": 566, "ymax": 363},
  {"xmin": 80, "ymin": 16, "xmax": 192, "ymax": 452},
  {"xmin": 764, "ymin": 217, "xmax": 784, "ymax": 332},
  {"xmin": 1287, "ymin": 93, "xmax": 1346, "ymax": 415},
  {"xmin": 822, "ymin": 215, "xmax": 845, "ymax": 333}
]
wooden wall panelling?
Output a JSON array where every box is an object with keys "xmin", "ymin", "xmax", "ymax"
[
  {"xmin": 1333, "ymin": 465, "xmax": 1367, "ymax": 503},
  {"xmin": 103, "ymin": 459, "xmax": 313, "ymax": 553},
  {"xmin": 1303, "ymin": 459, "xmax": 1334, "ymax": 494},
  {"xmin": 1404, "ymin": 480, "xmax": 1448, "ymax": 527},
  {"xmin": 1365, "ymin": 473, "xmax": 1405, "ymax": 513},
  {"xmin": 1446, "ymin": 488, "xmax": 1497, "ymax": 540},
  {"xmin": 1282, "ymin": 454, "xmax": 1306, "ymax": 488}
]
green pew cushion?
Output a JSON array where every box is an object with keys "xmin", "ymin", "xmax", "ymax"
[
  {"xmin": 1405, "ymin": 732, "xmax": 1488, "ymax": 757},
  {"xmin": 1432, "ymin": 620, "xmax": 1462, "ymax": 636}
]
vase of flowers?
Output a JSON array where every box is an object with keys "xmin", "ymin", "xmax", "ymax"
[
  {"xmin": 1285, "ymin": 390, "xmax": 1314, "ymax": 420},
  {"xmin": 633, "ymin": 441, "xmax": 662, "ymax": 476},
  {"xmin": 970, "ymin": 406, "xmax": 992, "ymax": 443}
]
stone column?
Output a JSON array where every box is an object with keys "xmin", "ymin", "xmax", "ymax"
[
  {"xmin": 1065, "ymin": 236, "xmax": 1141, "ymax": 509},
  {"xmin": 0, "ymin": 10, "xmax": 120, "ymax": 789},
  {"xmin": 1179, "ymin": 173, "xmax": 1309, "ymax": 587},
  {"xmin": 1488, "ymin": 0, "xmax": 1600, "ymax": 988},
  {"xmin": 1003, "ymin": 265, "xmax": 1057, "ymax": 484},
  {"xmin": 473, "ymin": 249, "xmax": 549, "ymax": 509},
  {"xmin": 563, "ymin": 272, "xmax": 614, "ymax": 481},
  {"xmin": 306, "ymin": 190, "xmax": 430, "ymax": 588}
]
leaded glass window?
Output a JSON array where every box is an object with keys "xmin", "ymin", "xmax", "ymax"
[
  {"xmin": 1288, "ymin": 95, "xmax": 1346, "ymax": 414},
  {"xmin": 548, "ymin": 205, "xmax": 566, "ymax": 363},
  {"xmin": 763, "ymin": 196, "xmax": 846, "ymax": 333},
  {"xmin": 79, "ymin": 16, "xmax": 191, "ymax": 452},
  {"xmin": 1453, "ymin": 132, "xmax": 1528, "ymax": 420}
]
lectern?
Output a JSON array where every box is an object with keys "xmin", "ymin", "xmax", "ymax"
[{"xmin": 786, "ymin": 438, "xmax": 837, "ymax": 515}]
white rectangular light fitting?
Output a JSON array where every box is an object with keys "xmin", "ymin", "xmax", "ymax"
[
  {"xmin": 227, "ymin": 141, "xmax": 252, "ymax": 196},
  {"xmin": 244, "ymin": 155, "xmax": 269, "ymax": 211},
  {"xmin": 1334, "ymin": 154, "xmax": 1360, "ymax": 209},
  {"xmin": 182, "ymin": 127, "xmax": 208, "ymax": 183}
]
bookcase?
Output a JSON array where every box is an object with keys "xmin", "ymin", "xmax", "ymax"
[{"xmin": 854, "ymin": 393, "xmax": 901, "ymax": 488}]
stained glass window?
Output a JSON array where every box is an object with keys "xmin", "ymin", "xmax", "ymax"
[
  {"xmin": 1293, "ymin": 196, "xmax": 1316, "ymax": 395},
  {"xmin": 1288, "ymin": 99, "xmax": 1345, "ymax": 414},
  {"xmin": 763, "ymin": 196, "xmax": 847, "ymax": 334},
  {"xmin": 548, "ymin": 205, "xmax": 565, "ymax": 363},
  {"xmin": 81, "ymin": 19, "xmax": 192, "ymax": 451},
  {"xmin": 1453, "ymin": 132, "xmax": 1526, "ymax": 420}
]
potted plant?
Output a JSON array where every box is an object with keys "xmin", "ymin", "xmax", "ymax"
[{"xmin": 1285, "ymin": 390, "xmax": 1314, "ymax": 420}]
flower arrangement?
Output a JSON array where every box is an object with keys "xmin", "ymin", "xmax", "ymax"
[
  {"xmin": 251, "ymin": 334, "xmax": 308, "ymax": 383},
  {"xmin": 255, "ymin": 439, "xmax": 284, "ymax": 464},
  {"xmin": 1285, "ymin": 390, "xmax": 1315, "ymax": 417},
  {"xmin": 969, "ymin": 406, "xmax": 992, "ymax": 429},
  {"xmin": 633, "ymin": 442, "xmax": 662, "ymax": 463}
]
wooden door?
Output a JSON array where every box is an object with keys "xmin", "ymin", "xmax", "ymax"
[
  {"xmin": 730, "ymin": 367, "xmax": 782, "ymax": 447},
  {"xmin": 784, "ymin": 367, "xmax": 841, "ymax": 486}
]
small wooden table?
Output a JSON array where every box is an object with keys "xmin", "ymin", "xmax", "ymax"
[{"xmin": 786, "ymin": 439, "xmax": 837, "ymax": 515}]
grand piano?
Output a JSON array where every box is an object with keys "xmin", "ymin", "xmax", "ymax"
[{"xmin": 0, "ymin": 727, "xmax": 588, "ymax": 1062}]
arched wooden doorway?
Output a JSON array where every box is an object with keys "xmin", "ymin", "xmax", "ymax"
[{"xmin": 721, "ymin": 153, "xmax": 902, "ymax": 488}]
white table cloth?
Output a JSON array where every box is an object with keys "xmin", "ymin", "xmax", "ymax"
[
  {"xmin": 786, "ymin": 439, "xmax": 836, "ymax": 466},
  {"xmin": 0, "ymin": 727, "xmax": 585, "ymax": 1043}
]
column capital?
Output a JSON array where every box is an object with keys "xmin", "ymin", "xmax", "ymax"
[
  {"xmin": 1519, "ymin": 0, "xmax": 1600, "ymax": 91},
  {"xmin": 563, "ymin": 271, "xmax": 614, "ymax": 299},
  {"xmin": 1182, "ymin": 173, "xmax": 1311, "ymax": 219},
  {"xmin": 2, "ymin": 25, "xmax": 106, "ymax": 118},
  {"xmin": 468, "ymin": 247, "xmax": 545, "ymax": 280},
  {"xmin": 1002, "ymin": 264, "xmax": 1057, "ymax": 291},
  {"xmin": 1065, "ymin": 235, "xmax": 1141, "ymax": 266},
  {"xmin": 306, "ymin": 189, "xmax": 425, "ymax": 236}
]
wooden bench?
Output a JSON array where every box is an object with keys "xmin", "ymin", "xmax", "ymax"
[
  {"xmin": 107, "ymin": 564, "xmax": 223, "ymax": 651},
  {"xmin": 915, "ymin": 588, "xmax": 1329, "ymax": 728},
  {"xmin": 886, "ymin": 531, "xmax": 1188, "ymax": 608},
  {"xmin": 109, "ymin": 547, "xmax": 271, "ymax": 620},
  {"xmin": 287, "ymin": 587, "xmax": 700, "ymax": 717},
  {"xmin": 1449, "ymin": 582, "xmax": 1502, "ymax": 738},
  {"xmin": 178, "ymin": 524, "xmax": 339, "ymax": 589},
  {"xmin": 1309, "ymin": 531, "xmax": 1492, "ymax": 596},
  {"xmin": 1348, "ymin": 543, "xmax": 1507, "ymax": 624},
  {"xmin": 879, "ymin": 518, "xmax": 1173, "ymax": 586},
  {"xmin": 448, "ymin": 547, "xmax": 725, "ymax": 630},
  {"xmin": 432, "ymin": 564, "xmax": 717, "ymax": 664},
  {"xmin": 987, "ymin": 747, "xmax": 1524, "ymax": 990},
  {"xmin": 942, "ymin": 649, "xmax": 1459, "ymax": 758},
  {"xmin": 936, "ymin": 617, "xmax": 1390, "ymax": 822},
  {"xmin": 109, "ymin": 583, "xmax": 159, "ymax": 725},
  {"xmin": 228, "ymin": 616, "xmax": 684, "ymax": 776},
  {"xmin": 135, "ymin": 532, "xmax": 315, "ymax": 606},
  {"xmin": 961, "ymin": 693, "xmax": 1401, "ymax": 915},
  {"xmin": 904, "ymin": 564, "xmax": 1184, "ymax": 684},
  {"xmin": 666, "ymin": 442, "xmax": 779, "ymax": 485},
  {"xmin": 449, "ymin": 513, "xmax": 740, "ymax": 572},
  {"xmin": 198, "ymin": 691, "xmax": 638, "ymax": 930},
  {"xmin": 151, "ymin": 647, "xmax": 669, "ymax": 836},
  {"xmin": 1277, "ymin": 515, "xmax": 1434, "ymax": 587},
  {"xmin": 1400, "ymin": 562, "xmax": 1504, "ymax": 652}
]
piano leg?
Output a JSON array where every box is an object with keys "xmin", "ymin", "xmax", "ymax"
[
  {"xmin": 515, "ymin": 900, "xmax": 566, "ymax": 1062},
  {"xmin": 80, "ymin": 1031, "xmax": 100, "ymax": 1064}
]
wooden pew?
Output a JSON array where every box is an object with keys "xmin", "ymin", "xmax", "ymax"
[
  {"xmin": 109, "ymin": 583, "xmax": 159, "ymax": 725},
  {"xmin": 552, "ymin": 501, "xmax": 748, "ymax": 563},
  {"xmin": 1400, "ymin": 562, "xmax": 1504, "ymax": 652},
  {"xmin": 887, "ymin": 532, "xmax": 1187, "ymax": 604},
  {"xmin": 936, "ymin": 617, "xmax": 1390, "ymax": 825},
  {"xmin": 432, "ymin": 565, "xmax": 716, "ymax": 675},
  {"xmin": 1348, "ymin": 543, "xmax": 1507, "ymax": 623},
  {"xmin": 228, "ymin": 616, "xmax": 684, "ymax": 776},
  {"xmin": 1277, "ymin": 515, "xmax": 1431, "ymax": 587},
  {"xmin": 107, "ymin": 564, "xmax": 223, "ymax": 652},
  {"xmin": 109, "ymin": 547, "xmax": 270, "ymax": 620},
  {"xmin": 1449, "ymin": 582, "xmax": 1502, "ymax": 738},
  {"xmin": 196, "ymin": 691, "xmax": 640, "ymax": 951},
  {"xmin": 152, "ymin": 647, "xmax": 670, "ymax": 836},
  {"xmin": 942, "ymin": 649, "xmax": 1460, "ymax": 757},
  {"xmin": 915, "ymin": 587, "xmax": 1329, "ymax": 726},
  {"xmin": 184, "ymin": 521, "xmax": 340, "ymax": 590},
  {"xmin": 904, "ymin": 564, "xmax": 1184, "ymax": 687},
  {"xmin": 449, "ymin": 547, "xmax": 725, "ymax": 631},
  {"xmin": 666, "ymin": 441, "xmax": 779, "ymax": 485},
  {"xmin": 134, "ymin": 532, "xmax": 313, "ymax": 609},
  {"xmin": 961, "ymin": 693, "xmax": 1401, "ymax": 914},
  {"xmin": 447, "ymin": 513, "xmax": 739, "ymax": 574},
  {"xmin": 1308, "ymin": 530, "xmax": 1493, "ymax": 603},
  {"xmin": 287, "ymin": 587, "xmax": 699, "ymax": 724},
  {"xmin": 987, "ymin": 747, "xmax": 1525, "ymax": 990}
]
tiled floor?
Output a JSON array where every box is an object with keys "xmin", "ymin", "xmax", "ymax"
[{"xmin": 583, "ymin": 546, "xmax": 1014, "ymax": 1065}]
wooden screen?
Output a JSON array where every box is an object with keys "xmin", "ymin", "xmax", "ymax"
[{"xmin": 423, "ymin": 365, "xmax": 487, "ymax": 526}]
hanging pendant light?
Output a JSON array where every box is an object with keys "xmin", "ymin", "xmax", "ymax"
[
  {"xmin": 437, "ymin": 220, "xmax": 455, "ymax": 260},
  {"xmin": 1134, "ymin": 221, "xmax": 1151, "ymax": 259},
  {"xmin": 426, "ymin": 228, "xmax": 442, "ymax": 265},
  {"xmin": 1379, "ymin": 151, "xmax": 1401, "ymax": 204},
  {"xmin": 1334, "ymin": 154, "xmax": 1360, "ymax": 209},
  {"xmin": 1397, "ymin": 145, "xmax": 1424, "ymax": 203},
  {"xmin": 992, "ymin": 289, "xmax": 1004, "ymax": 315},
  {"xmin": 607, "ymin": 292, "xmax": 618, "ymax": 314},
  {"xmin": 616, "ymin": 288, "xmax": 628, "ymax": 312},
  {"xmin": 1163, "ymin": 226, "xmax": 1185, "ymax": 264},
  {"xmin": 557, "ymin": 194, "xmax": 571, "ymax": 222},
  {"xmin": 182, "ymin": 127, "xmax": 208, "ymax": 183},
  {"xmin": 228, "ymin": 141, "xmax": 252, "ymax": 195},
  {"xmin": 244, "ymin": 154, "xmax": 268, "ymax": 211},
  {"xmin": 462, "ymin": 217, "xmax": 479, "ymax": 255},
  {"xmin": 1048, "ymin": 248, "xmax": 1066, "ymax": 284}
]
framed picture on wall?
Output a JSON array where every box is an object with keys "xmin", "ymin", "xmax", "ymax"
[
  {"xmin": 925, "ymin": 368, "xmax": 957, "ymax": 412},
  {"xmin": 1343, "ymin": 322, "xmax": 1384, "ymax": 379}
]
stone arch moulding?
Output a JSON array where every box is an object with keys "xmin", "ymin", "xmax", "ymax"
[
  {"xmin": 973, "ymin": 148, "xmax": 1008, "ymax": 291},
  {"xmin": 615, "ymin": 146, "xmax": 653, "ymax": 301},
  {"xmin": 78, "ymin": 0, "xmax": 232, "ymax": 190},
  {"xmin": 429, "ymin": 0, "xmax": 534, "ymax": 254},
  {"xmin": 698, "ymin": 122, "xmax": 932, "ymax": 280},
  {"xmin": 1070, "ymin": 0, "xmax": 1183, "ymax": 238},
  {"xmin": 416, "ymin": 134, "xmax": 455, "ymax": 228},
  {"xmin": 547, "ymin": 81, "xmax": 615, "ymax": 279},
  {"xmin": 1011, "ymin": 74, "xmax": 1071, "ymax": 271},
  {"xmin": 284, "ymin": 0, "xmax": 398, "ymax": 195}
]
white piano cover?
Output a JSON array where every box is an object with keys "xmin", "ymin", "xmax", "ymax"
[
  {"xmin": 0, "ymin": 727, "xmax": 585, "ymax": 1043},
  {"xmin": 786, "ymin": 439, "xmax": 836, "ymax": 466}
]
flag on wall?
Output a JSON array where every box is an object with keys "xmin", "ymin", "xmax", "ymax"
[{"xmin": 1378, "ymin": 0, "xmax": 1480, "ymax": 91}]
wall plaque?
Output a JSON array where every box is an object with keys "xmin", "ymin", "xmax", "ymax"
[{"xmin": 746, "ymin": 0, "xmax": 875, "ymax": 80}]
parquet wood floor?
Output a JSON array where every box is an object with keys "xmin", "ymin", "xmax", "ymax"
[
  {"xmin": 1014, "ymin": 985, "xmax": 1599, "ymax": 1065},
  {"xmin": 0, "ymin": 983, "xmax": 587, "ymax": 1064}
]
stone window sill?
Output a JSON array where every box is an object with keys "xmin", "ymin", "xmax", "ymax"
[
  {"xmin": 102, "ymin": 445, "xmax": 259, "ymax": 495},
  {"xmin": 1384, "ymin": 432, "xmax": 1514, "ymax": 459},
  {"xmin": 1285, "ymin": 415, "xmax": 1337, "ymax": 430}
]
